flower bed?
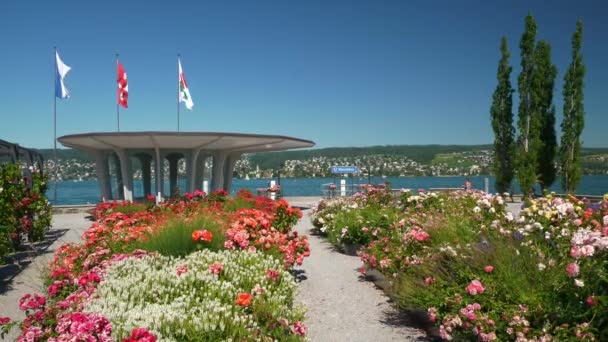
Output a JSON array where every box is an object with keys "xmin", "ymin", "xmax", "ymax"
[
  {"xmin": 312, "ymin": 189, "xmax": 608, "ymax": 340},
  {"xmin": 1, "ymin": 190, "xmax": 309, "ymax": 341},
  {"xmin": 0, "ymin": 162, "xmax": 52, "ymax": 263}
]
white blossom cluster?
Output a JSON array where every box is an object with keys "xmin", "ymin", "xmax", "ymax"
[{"xmin": 84, "ymin": 250, "xmax": 302, "ymax": 341}]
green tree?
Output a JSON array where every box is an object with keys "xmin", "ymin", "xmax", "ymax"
[
  {"xmin": 559, "ymin": 20, "xmax": 586, "ymax": 193},
  {"xmin": 533, "ymin": 41, "xmax": 558, "ymax": 190},
  {"xmin": 490, "ymin": 37, "xmax": 515, "ymax": 194},
  {"xmin": 516, "ymin": 14, "xmax": 540, "ymax": 196}
]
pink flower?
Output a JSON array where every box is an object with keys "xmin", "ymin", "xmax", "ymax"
[
  {"xmin": 266, "ymin": 269, "xmax": 280, "ymax": 281},
  {"xmin": 573, "ymin": 219, "xmax": 582, "ymax": 226},
  {"xmin": 566, "ymin": 263, "xmax": 579, "ymax": 277},
  {"xmin": 414, "ymin": 231, "xmax": 430, "ymax": 242},
  {"xmin": 466, "ymin": 279, "xmax": 485, "ymax": 295},
  {"xmin": 0, "ymin": 317, "xmax": 10, "ymax": 325},
  {"xmin": 484, "ymin": 265, "xmax": 494, "ymax": 273},
  {"xmin": 586, "ymin": 296, "xmax": 595, "ymax": 306},
  {"xmin": 427, "ymin": 307, "xmax": 438, "ymax": 322},
  {"xmin": 208, "ymin": 263, "xmax": 224, "ymax": 275},
  {"xmin": 424, "ymin": 277, "xmax": 435, "ymax": 285},
  {"xmin": 176, "ymin": 264, "xmax": 188, "ymax": 276},
  {"xmin": 570, "ymin": 246, "xmax": 582, "ymax": 259},
  {"xmin": 292, "ymin": 321, "xmax": 307, "ymax": 336}
]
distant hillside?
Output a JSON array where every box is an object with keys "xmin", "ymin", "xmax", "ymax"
[
  {"xmin": 36, "ymin": 145, "xmax": 608, "ymax": 169},
  {"xmin": 248, "ymin": 144, "xmax": 494, "ymax": 170}
]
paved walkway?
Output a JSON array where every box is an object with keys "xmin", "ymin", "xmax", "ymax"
[
  {"xmin": 0, "ymin": 213, "xmax": 90, "ymax": 340},
  {"xmin": 294, "ymin": 210, "xmax": 427, "ymax": 342}
]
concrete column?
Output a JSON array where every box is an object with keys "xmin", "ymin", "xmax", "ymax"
[
  {"xmin": 115, "ymin": 149, "xmax": 133, "ymax": 202},
  {"xmin": 154, "ymin": 149, "xmax": 164, "ymax": 201},
  {"xmin": 139, "ymin": 154, "xmax": 153, "ymax": 197},
  {"xmin": 167, "ymin": 154, "xmax": 181, "ymax": 196},
  {"xmin": 114, "ymin": 154, "xmax": 124, "ymax": 199},
  {"xmin": 184, "ymin": 151, "xmax": 193, "ymax": 193},
  {"xmin": 222, "ymin": 152, "xmax": 241, "ymax": 193},
  {"xmin": 211, "ymin": 151, "xmax": 228, "ymax": 191},
  {"xmin": 93, "ymin": 151, "xmax": 112, "ymax": 201},
  {"xmin": 190, "ymin": 153, "xmax": 208, "ymax": 193}
]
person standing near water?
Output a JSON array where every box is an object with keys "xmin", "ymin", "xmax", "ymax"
[{"xmin": 464, "ymin": 177, "xmax": 472, "ymax": 191}]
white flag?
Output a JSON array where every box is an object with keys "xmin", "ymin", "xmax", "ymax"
[{"xmin": 55, "ymin": 50, "xmax": 71, "ymax": 99}]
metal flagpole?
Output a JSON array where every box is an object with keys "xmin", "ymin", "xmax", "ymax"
[
  {"xmin": 53, "ymin": 47, "xmax": 58, "ymax": 204},
  {"xmin": 116, "ymin": 52, "xmax": 120, "ymax": 132},
  {"xmin": 177, "ymin": 54, "xmax": 181, "ymax": 132}
]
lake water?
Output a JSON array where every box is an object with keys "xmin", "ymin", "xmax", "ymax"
[{"xmin": 47, "ymin": 175, "xmax": 608, "ymax": 205}]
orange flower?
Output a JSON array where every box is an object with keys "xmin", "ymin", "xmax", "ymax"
[
  {"xmin": 191, "ymin": 230, "xmax": 203, "ymax": 242},
  {"xmin": 235, "ymin": 292, "xmax": 252, "ymax": 307},
  {"xmin": 192, "ymin": 229, "xmax": 213, "ymax": 242}
]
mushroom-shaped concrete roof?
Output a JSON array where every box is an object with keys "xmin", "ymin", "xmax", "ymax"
[{"xmin": 58, "ymin": 131, "xmax": 315, "ymax": 153}]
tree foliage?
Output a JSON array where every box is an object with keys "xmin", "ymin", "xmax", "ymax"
[
  {"xmin": 559, "ymin": 20, "xmax": 586, "ymax": 193},
  {"xmin": 490, "ymin": 37, "xmax": 515, "ymax": 194},
  {"xmin": 516, "ymin": 14, "xmax": 540, "ymax": 196},
  {"xmin": 533, "ymin": 41, "xmax": 558, "ymax": 190}
]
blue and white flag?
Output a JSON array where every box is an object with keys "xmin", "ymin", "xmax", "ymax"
[{"xmin": 55, "ymin": 50, "xmax": 71, "ymax": 99}]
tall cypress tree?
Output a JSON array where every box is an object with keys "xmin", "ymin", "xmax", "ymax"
[
  {"xmin": 560, "ymin": 20, "xmax": 585, "ymax": 193},
  {"xmin": 516, "ymin": 14, "xmax": 540, "ymax": 196},
  {"xmin": 490, "ymin": 37, "xmax": 515, "ymax": 194},
  {"xmin": 533, "ymin": 41, "xmax": 558, "ymax": 191}
]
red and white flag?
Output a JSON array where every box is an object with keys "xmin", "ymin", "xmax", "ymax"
[{"xmin": 117, "ymin": 61, "xmax": 128, "ymax": 108}]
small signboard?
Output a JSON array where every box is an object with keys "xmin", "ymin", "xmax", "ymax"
[{"xmin": 330, "ymin": 166, "xmax": 358, "ymax": 174}]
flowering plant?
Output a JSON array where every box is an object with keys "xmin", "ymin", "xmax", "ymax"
[
  {"xmin": 85, "ymin": 249, "xmax": 306, "ymax": 340},
  {"xmin": 315, "ymin": 190, "xmax": 608, "ymax": 340}
]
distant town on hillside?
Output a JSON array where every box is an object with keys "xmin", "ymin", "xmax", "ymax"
[{"xmin": 35, "ymin": 145, "xmax": 608, "ymax": 181}]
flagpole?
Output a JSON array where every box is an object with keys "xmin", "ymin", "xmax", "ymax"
[
  {"xmin": 177, "ymin": 54, "xmax": 181, "ymax": 132},
  {"xmin": 116, "ymin": 52, "xmax": 120, "ymax": 132},
  {"xmin": 53, "ymin": 47, "xmax": 58, "ymax": 204}
]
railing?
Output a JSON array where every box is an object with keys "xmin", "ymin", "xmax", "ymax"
[{"xmin": 320, "ymin": 182, "xmax": 389, "ymax": 199}]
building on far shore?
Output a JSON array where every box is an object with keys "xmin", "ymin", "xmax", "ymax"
[{"xmin": 58, "ymin": 132, "xmax": 314, "ymax": 202}]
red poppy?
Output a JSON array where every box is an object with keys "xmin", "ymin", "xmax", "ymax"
[{"xmin": 235, "ymin": 292, "xmax": 252, "ymax": 307}]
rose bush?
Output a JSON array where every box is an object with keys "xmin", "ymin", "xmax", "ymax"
[
  {"xmin": 0, "ymin": 162, "xmax": 52, "ymax": 263},
  {"xmin": 313, "ymin": 189, "xmax": 608, "ymax": 340}
]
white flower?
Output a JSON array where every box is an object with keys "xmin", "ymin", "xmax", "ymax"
[
  {"xmin": 537, "ymin": 263, "xmax": 546, "ymax": 271},
  {"xmin": 473, "ymin": 206, "xmax": 481, "ymax": 213},
  {"xmin": 574, "ymin": 279, "xmax": 585, "ymax": 287}
]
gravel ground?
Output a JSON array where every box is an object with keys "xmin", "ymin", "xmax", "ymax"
[
  {"xmin": 0, "ymin": 212, "xmax": 91, "ymax": 340},
  {"xmin": 294, "ymin": 210, "xmax": 427, "ymax": 342}
]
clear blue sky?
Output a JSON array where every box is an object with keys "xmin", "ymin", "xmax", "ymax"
[{"xmin": 1, "ymin": 0, "xmax": 606, "ymax": 149}]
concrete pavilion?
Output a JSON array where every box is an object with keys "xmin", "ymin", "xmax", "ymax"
[{"xmin": 58, "ymin": 132, "xmax": 315, "ymax": 202}]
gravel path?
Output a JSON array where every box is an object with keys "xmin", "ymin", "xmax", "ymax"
[
  {"xmin": 0, "ymin": 213, "xmax": 90, "ymax": 340},
  {"xmin": 294, "ymin": 210, "xmax": 427, "ymax": 342}
]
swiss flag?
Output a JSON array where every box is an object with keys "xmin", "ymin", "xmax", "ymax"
[{"xmin": 117, "ymin": 61, "xmax": 128, "ymax": 108}]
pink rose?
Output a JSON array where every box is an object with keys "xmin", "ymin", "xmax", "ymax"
[
  {"xmin": 466, "ymin": 279, "xmax": 485, "ymax": 295},
  {"xmin": 566, "ymin": 263, "xmax": 580, "ymax": 277},
  {"xmin": 484, "ymin": 265, "xmax": 494, "ymax": 273}
]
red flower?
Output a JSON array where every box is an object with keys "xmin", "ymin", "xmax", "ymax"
[
  {"xmin": 146, "ymin": 194, "xmax": 156, "ymax": 201},
  {"xmin": 123, "ymin": 327, "xmax": 157, "ymax": 342},
  {"xmin": 235, "ymin": 293, "xmax": 252, "ymax": 307},
  {"xmin": 0, "ymin": 317, "xmax": 10, "ymax": 325},
  {"xmin": 191, "ymin": 230, "xmax": 212, "ymax": 242}
]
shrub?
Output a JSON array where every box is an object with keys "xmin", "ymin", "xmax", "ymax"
[{"xmin": 315, "ymin": 190, "xmax": 608, "ymax": 340}]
